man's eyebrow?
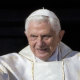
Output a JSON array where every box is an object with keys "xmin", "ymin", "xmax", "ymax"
[
  {"xmin": 42, "ymin": 34, "xmax": 52, "ymax": 36},
  {"xmin": 30, "ymin": 34, "xmax": 37, "ymax": 36}
]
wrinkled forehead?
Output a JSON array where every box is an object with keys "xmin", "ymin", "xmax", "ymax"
[{"xmin": 27, "ymin": 20, "xmax": 56, "ymax": 34}]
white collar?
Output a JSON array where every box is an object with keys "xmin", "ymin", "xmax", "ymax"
[
  {"xmin": 48, "ymin": 47, "xmax": 58, "ymax": 61},
  {"xmin": 19, "ymin": 42, "xmax": 73, "ymax": 62}
]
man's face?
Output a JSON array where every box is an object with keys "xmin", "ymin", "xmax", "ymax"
[{"xmin": 25, "ymin": 20, "xmax": 64, "ymax": 61}]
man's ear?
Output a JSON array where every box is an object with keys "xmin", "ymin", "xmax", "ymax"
[
  {"xmin": 24, "ymin": 31, "xmax": 28, "ymax": 37},
  {"xmin": 59, "ymin": 30, "xmax": 65, "ymax": 41}
]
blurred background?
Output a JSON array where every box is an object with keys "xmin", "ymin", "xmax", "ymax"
[{"xmin": 0, "ymin": 0, "xmax": 80, "ymax": 55}]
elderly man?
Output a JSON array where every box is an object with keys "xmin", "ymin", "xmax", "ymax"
[{"xmin": 0, "ymin": 8, "xmax": 80, "ymax": 80}]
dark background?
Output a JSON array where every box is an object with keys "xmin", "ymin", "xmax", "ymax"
[{"xmin": 0, "ymin": 0, "xmax": 80, "ymax": 55}]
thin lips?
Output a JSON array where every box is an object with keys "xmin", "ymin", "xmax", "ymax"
[{"xmin": 36, "ymin": 48, "xmax": 47, "ymax": 50}]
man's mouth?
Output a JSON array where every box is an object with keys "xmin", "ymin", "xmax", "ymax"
[{"xmin": 36, "ymin": 48, "xmax": 48, "ymax": 52}]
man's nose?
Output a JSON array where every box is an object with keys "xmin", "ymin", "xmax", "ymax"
[{"xmin": 37, "ymin": 37, "xmax": 43, "ymax": 46}]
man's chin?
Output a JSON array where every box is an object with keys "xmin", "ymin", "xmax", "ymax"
[{"xmin": 35, "ymin": 51, "xmax": 49, "ymax": 60}]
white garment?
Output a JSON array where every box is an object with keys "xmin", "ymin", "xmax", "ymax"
[{"xmin": 0, "ymin": 42, "xmax": 79, "ymax": 80}]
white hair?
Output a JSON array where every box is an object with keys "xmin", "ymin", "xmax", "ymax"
[{"xmin": 25, "ymin": 9, "xmax": 61, "ymax": 34}]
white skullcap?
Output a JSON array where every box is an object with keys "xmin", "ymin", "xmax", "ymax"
[
  {"xmin": 27, "ymin": 8, "xmax": 58, "ymax": 19},
  {"xmin": 25, "ymin": 8, "xmax": 61, "ymax": 33}
]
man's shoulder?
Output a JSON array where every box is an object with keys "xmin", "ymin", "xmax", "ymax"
[
  {"xmin": 0, "ymin": 53, "xmax": 22, "ymax": 63},
  {"xmin": 1, "ymin": 52, "xmax": 19, "ymax": 58},
  {"xmin": 0, "ymin": 45, "xmax": 30, "ymax": 60},
  {"xmin": 64, "ymin": 52, "xmax": 80, "ymax": 62},
  {"xmin": 59, "ymin": 42, "xmax": 79, "ymax": 59},
  {"xmin": 19, "ymin": 45, "xmax": 30, "ymax": 54}
]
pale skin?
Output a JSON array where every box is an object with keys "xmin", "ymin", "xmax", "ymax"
[{"xmin": 25, "ymin": 20, "xmax": 64, "ymax": 61}]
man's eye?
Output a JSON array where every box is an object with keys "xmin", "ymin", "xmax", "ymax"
[
  {"xmin": 30, "ymin": 35, "xmax": 37, "ymax": 40},
  {"xmin": 43, "ymin": 35, "xmax": 51, "ymax": 39},
  {"xmin": 44, "ymin": 35, "xmax": 51, "ymax": 37}
]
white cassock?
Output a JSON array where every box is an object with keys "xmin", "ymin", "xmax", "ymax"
[{"xmin": 0, "ymin": 42, "xmax": 79, "ymax": 80}]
